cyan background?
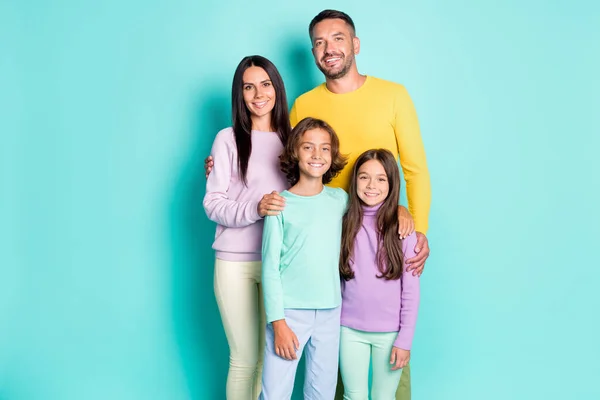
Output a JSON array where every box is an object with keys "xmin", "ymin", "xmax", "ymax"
[{"xmin": 2, "ymin": 0, "xmax": 599, "ymax": 399}]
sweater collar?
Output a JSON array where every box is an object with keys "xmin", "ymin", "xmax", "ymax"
[{"xmin": 362, "ymin": 202, "xmax": 382, "ymax": 217}]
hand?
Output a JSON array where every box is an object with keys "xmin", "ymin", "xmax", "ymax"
[
  {"xmin": 397, "ymin": 206, "xmax": 415, "ymax": 239},
  {"xmin": 390, "ymin": 347, "xmax": 410, "ymax": 370},
  {"xmin": 204, "ymin": 156, "xmax": 214, "ymax": 178},
  {"xmin": 406, "ymin": 232, "xmax": 429, "ymax": 276},
  {"xmin": 257, "ymin": 191, "xmax": 286, "ymax": 217},
  {"xmin": 272, "ymin": 320, "xmax": 300, "ymax": 360}
]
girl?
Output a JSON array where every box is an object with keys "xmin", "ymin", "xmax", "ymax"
[
  {"xmin": 203, "ymin": 55, "xmax": 291, "ymax": 399},
  {"xmin": 339, "ymin": 149, "xmax": 421, "ymax": 400},
  {"xmin": 259, "ymin": 117, "xmax": 348, "ymax": 400}
]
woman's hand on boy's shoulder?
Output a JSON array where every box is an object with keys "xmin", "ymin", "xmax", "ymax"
[
  {"xmin": 390, "ymin": 347, "xmax": 410, "ymax": 370},
  {"xmin": 272, "ymin": 319, "xmax": 300, "ymax": 361},
  {"xmin": 258, "ymin": 191, "xmax": 286, "ymax": 217},
  {"xmin": 406, "ymin": 232, "xmax": 430, "ymax": 277}
]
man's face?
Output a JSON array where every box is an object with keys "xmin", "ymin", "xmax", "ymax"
[{"xmin": 311, "ymin": 18, "xmax": 360, "ymax": 80}]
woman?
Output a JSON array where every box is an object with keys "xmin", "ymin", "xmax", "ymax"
[{"xmin": 203, "ymin": 55, "xmax": 290, "ymax": 399}]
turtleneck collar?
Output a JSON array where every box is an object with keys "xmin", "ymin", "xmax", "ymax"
[{"xmin": 362, "ymin": 202, "xmax": 383, "ymax": 217}]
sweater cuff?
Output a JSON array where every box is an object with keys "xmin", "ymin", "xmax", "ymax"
[
  {"xmin": 250, "ymin": 200, "xmax": 263, "ymax": 222},
  {"xmin": 394, "ymin": 330, "xmax": 413, "ymax": 351},
  {"xmin": 267, "ymin": 309, "xmax": 285, "ymax": 324}
]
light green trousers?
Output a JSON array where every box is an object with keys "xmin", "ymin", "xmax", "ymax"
[{"xmin": 335, "ymin": 326, "xmax": 411, "ymax": 400}]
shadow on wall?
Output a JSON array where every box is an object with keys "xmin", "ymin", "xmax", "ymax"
[
  {"xmin": 170, "ymin": 86, "xmax": 230, "ymax": 400},
  {"xmin": 278, "ymin": 34, "xmax": 321, "ymax": 106}
]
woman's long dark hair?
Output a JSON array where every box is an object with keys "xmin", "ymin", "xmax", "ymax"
[
  {"xmin": 340, "ymin": 149, "xmax": 404, "ymax": 281},
  {"xmin": 231, "ymin": 55, "xmax": 291, "ymax": 185}
]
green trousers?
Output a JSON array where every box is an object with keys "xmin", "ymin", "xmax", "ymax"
[{"xmin": 334, "ymin": 363, "xmax": 410, "ymax": 400}]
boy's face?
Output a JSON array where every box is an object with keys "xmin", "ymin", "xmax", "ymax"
[
  {"xmin": 356, "ymin": 159, "xmax": 389, "ymax": 206},
  {"xmin": 296, "ymin": 128, "xmax": 332, "ymax": 181}
]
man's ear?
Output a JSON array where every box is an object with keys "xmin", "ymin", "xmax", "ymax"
[{"xmin": 353, "ymin": 36, "xmax": 361, "ymax": 55}]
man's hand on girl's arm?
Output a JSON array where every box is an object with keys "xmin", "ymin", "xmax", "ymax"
[
  {"xmin": 406, "ymin": 232, "xmax": 429, "ymax": 276},
  {"xmin": 397, "ymin": 205, "xmax": 415, "ymax": 239}
]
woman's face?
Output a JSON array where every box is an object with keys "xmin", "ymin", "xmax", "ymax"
[
  {"xmin": 242, "ymin": 66, "xmax": 276, "ymax": 123},
  {"xmin": 356, "ymin": 159, "xmax": 390, "ymax": 207}
]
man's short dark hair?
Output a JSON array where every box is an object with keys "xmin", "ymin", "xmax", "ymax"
[{"xmin": 309, "ymin": 9, "xmax": 356, "ymax": 41}]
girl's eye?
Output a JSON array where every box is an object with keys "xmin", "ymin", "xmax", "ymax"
[
  {"xmin": 359, "ymin": 176, "xmax": 367, "ymax": 180},
  {"xmin": 378, "ymin": 178, "xmax": 387, "ymax": 182}
]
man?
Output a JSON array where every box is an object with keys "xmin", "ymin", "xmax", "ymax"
[
  {"xmin": 205, "ymin": 9, "xmax": 431, "ymax": 399},
  {"xmin": 290, "ymin": 10, "xmax": 431, "ymax": 400}
]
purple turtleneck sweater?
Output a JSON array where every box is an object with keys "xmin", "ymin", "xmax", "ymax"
[{"xmin": 340, "ymin": 204, "xmax": 421, "ymax": 350}]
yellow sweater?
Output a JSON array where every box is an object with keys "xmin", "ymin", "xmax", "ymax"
[{"xmin": 290, "ymin": 76, "xmax": 431, "ymax": 233}]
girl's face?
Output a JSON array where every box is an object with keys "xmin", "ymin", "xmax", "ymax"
[
  {"xmin": 356, "ymin": 159, "xmax": 390, "ymax": 206},
  {"xmin": 242, "ymin": 66, "xmax": 276, "ymax": 123},
  {"xmin": 296, "ymin": 128, "xmax": 332, "ymax": 181}
]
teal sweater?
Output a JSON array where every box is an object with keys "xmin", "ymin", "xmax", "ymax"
[{"xmin": 261, "ymin": 186, "xmax": 348, "ymax": 322}]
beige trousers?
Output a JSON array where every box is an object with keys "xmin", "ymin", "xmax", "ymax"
[{"xmin": 214, "ymin": 258, "xmax": 266, "ymax": 400}]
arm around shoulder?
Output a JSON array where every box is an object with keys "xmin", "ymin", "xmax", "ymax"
[{"xmin": 394, "ymin": 86, "xmax": 431, "ymax": 234}]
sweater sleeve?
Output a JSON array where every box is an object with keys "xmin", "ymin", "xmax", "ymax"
[
  {"xmin": 261, "ymin": 214, "xmax": 285, "ymax": 322},
  {"xmin": 203, "ymin": 129, "xmax": 262, "ymax": 228},
  {"xmin": 393, "ymin": 86, "xmax": 431, "ymax": 234},
  {"xmin": 394, "ymin": 232, "xmax": 421, "ymax": 350}
]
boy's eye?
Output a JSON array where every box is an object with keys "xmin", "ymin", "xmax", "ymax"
[{"xmin": 323, "ymin": 147, "xmax": 330, "ymax": 152}]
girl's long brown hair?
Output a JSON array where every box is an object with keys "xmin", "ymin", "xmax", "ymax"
[{"xmin": 340, "ymin": 149, "xmax": 404, "ymax": 281}]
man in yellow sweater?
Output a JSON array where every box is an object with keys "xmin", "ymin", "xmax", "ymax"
[{"xmin": 291, "ymin": 10, "xmax": 431, "ymax": 400}]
